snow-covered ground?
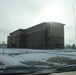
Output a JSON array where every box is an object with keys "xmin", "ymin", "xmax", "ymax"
[
  {"xmin": 0, "ymin": 48, "xmax": 76, "ymax": 67},
  {"xmin": 13, "ymin": 53, "xmax": 55, "ymax": 62},
  {"xmin": 0, "ymin": 54, "xmax": 27, "ymax": 66}
]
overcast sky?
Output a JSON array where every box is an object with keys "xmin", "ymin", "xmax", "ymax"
[{"xmin": 0, "ymin": 0, "xmax": 76, "ymax": 45}]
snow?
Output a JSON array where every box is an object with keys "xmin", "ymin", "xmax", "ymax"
[
  {"xmin": 0, "ymin": 48, "xmax": 76, "ymax": 67},
  {"xmin": 0, "ymin": 48, "xmax": 26, "ymax": 54},
  {"xmin": 0, "ymin": 54, "xmax": 28, "ymax": 67},
  {"xmin": 13, "ymin": 53, "xmax": 56, "ymax": 62}
]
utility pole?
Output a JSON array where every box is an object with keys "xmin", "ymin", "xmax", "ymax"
[{"xmin": 73, "ymin": 5, "xmax": 76, "ymax": 48}]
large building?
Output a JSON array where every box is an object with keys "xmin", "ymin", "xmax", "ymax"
[{"xmin": 7, "ymin": 22, "xmax": 65, "ymax": 49}]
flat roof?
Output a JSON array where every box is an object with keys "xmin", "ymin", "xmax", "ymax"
[
  {"xmin": 9, "ymin": 21, "xmax": 65, "ymax": 34},
  {"xmin": 10, "ymin": 29, "xmax": 25, "ymax": 35}
]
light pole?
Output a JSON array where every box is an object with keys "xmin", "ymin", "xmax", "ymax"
[{"xmin": 73, "ymin": 5, "xmax": 76, "ymax": 48}]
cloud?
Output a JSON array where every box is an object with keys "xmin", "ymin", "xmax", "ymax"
[
  {"xmin": 0, "ymin": 0, "xmax": 75, "ymax": 45},
  {"xmin": 0, "ymin": 0, "xmax": 51, "ymax": 43}
]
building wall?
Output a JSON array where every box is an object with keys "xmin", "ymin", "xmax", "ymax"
[
  {"xmin": 7, "ymin": 29, "xmax": 26, "ymax": 48},
  {"xmin": 25, "ymin": 23, "xmax": 47, "ymax": 49},
  {"xmin": 7, "ymin": 22, "xmax": 65, "ymax": 49},
  {"xmin": 46, "ymin": 22, "xmax": 64, "ymax": 49}
]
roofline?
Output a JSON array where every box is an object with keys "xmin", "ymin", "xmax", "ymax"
[
  {"xmin": 10, "ymin": 29, "xmax": 25, "ymax": 34},
  {"xmin": 9, "ymin": 21, "xmax": 65, "ymax": 34},
  {"xmin": 47, "ymin": 21, "xmax": 65, "ymax": 25}
]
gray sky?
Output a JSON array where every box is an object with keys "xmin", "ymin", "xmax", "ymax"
[{"xmin": 0, "ymin": 0, "xmax": 76, "ymax": 45}]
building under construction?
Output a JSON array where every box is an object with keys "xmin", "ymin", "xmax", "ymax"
[{"xmin": 7, "ymin": 22, "xmax": 65, "ymax": 49}]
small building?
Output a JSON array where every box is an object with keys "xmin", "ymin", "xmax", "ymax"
[{"xmin": 7, "ymin": 22, "xmax": 65, "ymax": 49}]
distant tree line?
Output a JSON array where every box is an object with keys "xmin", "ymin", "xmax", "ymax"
[{"xmin": 65, "ymin": 44, "xmax": 76, "ymax": 49}]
